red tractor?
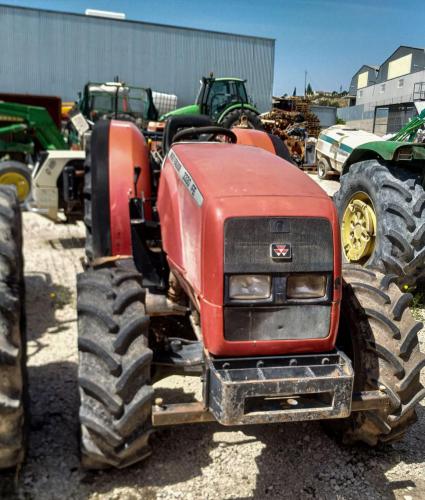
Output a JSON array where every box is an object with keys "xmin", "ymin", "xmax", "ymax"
[{"xmin": 77, "ymin": 116, "xmax": 425, "ymax": 469}]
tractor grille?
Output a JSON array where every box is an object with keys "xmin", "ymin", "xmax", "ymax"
[
  {"xmin": 224, "ymin": 217, "xmax": 334, "ymax": 341},
  {"xmin": 224, "ymin": 305, "xmax": 331, "ymax": 341},
  {"xmin": 224, "ymin": 217, "xmax": 333, "ymax": 273}
]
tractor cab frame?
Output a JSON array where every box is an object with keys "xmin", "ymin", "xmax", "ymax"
[
  {"xmin": 79, "ymin": 81, "xmax": 159, "ymax": 124},
  {"xmin": 195, "ymin": 76, "xmax": 251, "ymax": 121}
]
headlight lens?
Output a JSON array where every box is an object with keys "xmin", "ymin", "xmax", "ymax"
[
  {"xmin": 229, "ymin": 275, "xmax": 271, "ymax": 300},
  {"xmin": 287, "ymin": 274, "xmax": 327, "ymax": 299}
]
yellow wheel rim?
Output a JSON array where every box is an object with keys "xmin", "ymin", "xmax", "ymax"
[
  {"xmin": 342, "ymin": 192, "xmax": 377, "ymax": 263},
  {"xmin": 0, "ymin": 172, "xmax": 30, "ymax": 202}
]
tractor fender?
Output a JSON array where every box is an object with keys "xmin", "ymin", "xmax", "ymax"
[
  {"xmin": 342, "ymin": 140, "xmax": 425, "ymax": 175},
  {"xmin": 108, "ymin": 120, "xmax": 151, "ymax": 256},
  {"xmin": 217, "ymin": 103, "xmax": 259, "ymax": 123},
  {"xmin": 90, "ymin": 119, "xmax": 150, "ymax": 257},
  {"xmin": 233, "ymin": 128, "xmax": 294, "ymax": 164}
]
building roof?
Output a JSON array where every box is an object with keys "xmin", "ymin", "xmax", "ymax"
[
  {"xmin": 378, "ymin": 45, "xmax": 425, "ymax": 68},
  {"xmin": 0, "ymin": 3, "xmax": 275, "ymax": 42}
]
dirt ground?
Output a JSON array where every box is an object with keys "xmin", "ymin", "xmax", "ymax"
[{"xmin": 1, "ymin": 177, "xmax": 425, "ymax": 499}]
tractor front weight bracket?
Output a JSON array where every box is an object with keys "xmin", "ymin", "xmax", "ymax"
[{"xmin": 151, "ymin": 351, "xmax": 392, "ymax": 427}]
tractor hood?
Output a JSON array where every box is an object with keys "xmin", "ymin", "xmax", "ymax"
[
  {"xmin": 157, "ymin": 142, "xmax": 340, "ymax": 356},
  {"xmin": 167, "ymin": 142, "xmax": 329, "ymax": 199},
  {"xmin": 158, "ymin": 141, "xmax": 337, "ymax": 289},
  {"xmin": 160, "ymin": 103, "xmax": 200, "ymax": 121}
]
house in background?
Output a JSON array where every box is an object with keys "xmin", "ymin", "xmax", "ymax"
[{"xmin": 338, "ymin": 46, "xmax": 425, "ymax": 134}]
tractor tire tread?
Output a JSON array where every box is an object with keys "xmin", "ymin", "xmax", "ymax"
[
  {"xmin": 332, "ymin": 264, "xmax": 425, "ymax": 445},
  {"xmin": 0, "ymin": 185, "xmax": 26, "ymax": 469},
  {"xmin": 77, "ymin": 262, "xmax": 153, "ymax": 469}
]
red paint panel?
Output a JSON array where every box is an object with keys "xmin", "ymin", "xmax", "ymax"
[
  {"xmin": 157, "ymin": 142, "xmax": 341, "ymax": 357},
  {"xmin": 108, "ymin": 120, "xmax": 150, "ymax": 256},
  {"xmin": 232, "ymin": 128, "xmax": 276, "ymax": 154}
]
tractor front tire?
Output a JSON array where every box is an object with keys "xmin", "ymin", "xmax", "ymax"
[
  {"xmin": 333, "ymin": 265, "xmax": 425, "ymax": 445},
  {"xmin": 0, "ymin": 161, "xmax": 32, "ymax": 204},
  {"xmin": 77, "ymin": 261, "xmax": 154, "ymax": 469},
  {"xmin": 0, "ymin": 185, "xmax": 26, "ymax": 469},
  {"xmin": 334, "ymin": 160, "xmax": 425, "ymax": 287},
  {"xmin": 220, "ymin": 109, "xmax": 264, "ymax": 131}
]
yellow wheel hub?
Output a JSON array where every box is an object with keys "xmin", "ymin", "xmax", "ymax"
[
  {"xmin": 0, "ymin": 172, "xmax": 30, "ymax": 202},
  {"xmin": 342, "ymin": 192, "xmax": 377, "ymax": 263}
]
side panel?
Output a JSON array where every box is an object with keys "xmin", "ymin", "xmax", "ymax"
[
  {"xmin": 108, "ymin": 120, "xmax": 150, "ymax": 256},
  {"xmin": 157, "ymin": 151, "xmax": 203, "ymax": 296}
]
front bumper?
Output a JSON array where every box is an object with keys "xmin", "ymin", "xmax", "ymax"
[{"xmin": 205, "ymin": 351, "xmax": 354, "ymax": 425}]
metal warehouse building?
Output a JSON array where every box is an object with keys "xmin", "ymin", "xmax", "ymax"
[{"xmin": 0, "ymin": 4, "xmax": 275, "ymax": 111}]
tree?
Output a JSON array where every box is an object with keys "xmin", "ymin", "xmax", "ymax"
[
  {"xmin": 306, "ymin": 83, "xmax": 313, "ymax": 96},
  {"xmin": 292, "ymin": 87, "xmax": 297, "ymax": 97}
]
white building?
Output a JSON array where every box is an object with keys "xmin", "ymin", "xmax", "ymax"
[{"xmin": 339, "ymin": 46, "xmax": 425, "ymax": 133}]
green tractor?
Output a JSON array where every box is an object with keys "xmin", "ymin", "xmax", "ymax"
[
  {"xmin": 161, "ymin": 76, "xmax": 263, "ymax": 130},
  {"xmin": 0, "ymin": 101, "xmax": 68, "ymax": 202},
  {"xmin": 316, "ymin": 110, "xmax": 425, "ymax": 288},
  {"xmin": 78, "ymin": 81, "xmax": 159, "ymax": 126}
]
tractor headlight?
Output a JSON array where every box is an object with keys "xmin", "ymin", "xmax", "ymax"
[
  {"xmin": 287, "ymin": 274, "xmax": 327, "ymax": 299},
  {"xmin": 229, "ymin": 275, "xmax": 271, "ymax": 300}
]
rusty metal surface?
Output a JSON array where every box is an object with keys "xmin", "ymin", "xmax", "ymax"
[
  {"xmin": 351, "ymin": 390, "xmax": 390, "ymax": 412},
  {"xmin": 206, "ymin": 351, "xmax": 355, "ymax": 426},
  {"xmin": 150, "ymin": 390, "xmax": 391, "ymax": 427},
  {"xmin": 152, "ymin": 401, "xmax": 215, "ymax": 427}
]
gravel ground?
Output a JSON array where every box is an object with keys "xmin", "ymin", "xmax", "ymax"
[{"xmin": 1, "ymin": 198, "xmax": 425, "ymax": 499}]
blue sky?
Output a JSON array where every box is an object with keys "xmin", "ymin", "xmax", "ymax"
[{"xmin": 3, "ymin": 0, "xmax": 425, "ymax": 95}]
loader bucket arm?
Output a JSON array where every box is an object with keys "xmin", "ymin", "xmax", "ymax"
[
  {"xmin": 0, "ymin": 102, "xmax": 68, "ymax": 151},
  {"xmin": 391, "ymin": 109, "xmax": 425, "ymax": 142}
]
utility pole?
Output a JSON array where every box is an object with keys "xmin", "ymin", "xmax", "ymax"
[{"xmin": 304, "ymin": 70, "xmax": 307, "ymax": 97}]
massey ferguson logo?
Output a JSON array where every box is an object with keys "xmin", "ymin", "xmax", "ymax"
[{"xmin": 270, "ymin": 243, "xmax": 292, "ymax": 259}]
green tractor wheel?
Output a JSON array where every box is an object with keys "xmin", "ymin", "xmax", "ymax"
[
  {"xmin": 0, "ymin": 161, "xmax": 32, "ymax": 203},
  {"xmin": 220, "ymin": 109, "xmax": 263, "ymax": 131},
  {"xmin": 335, "ymin": 160, "xmax": 425, "ymax": 288}
]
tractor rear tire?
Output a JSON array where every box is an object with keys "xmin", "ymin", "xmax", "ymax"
[
  {"xmin": 0, "ymin": 185, "xmax": 26, "ymax": 469},
  {"xmin": 77, "ymin": 261, "xmax": 154, "ymax": 469},
  {"xmin": 334, "ymin": 160, "xmax": 425, "ymax": 287},
  {"xmin": 331, "ymin": 265, "xmax": 425, "ymax": 445},
  {"xmin": 0, "ymin": 161, "xmax": 32, "ymax": 204},
  {"xmin": 220, "ymin": 109, "xmax": 264, "ymax": 131}
]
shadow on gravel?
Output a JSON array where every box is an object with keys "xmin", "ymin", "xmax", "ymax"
[
  {"xmin": 85, "ymin": 405, "xmax": 425, "ymax": 499},
  {"xmin": 10, "ymin": 361, "xmax": 425, "ymax": 499},
  {"xmin": 48, "ymin": 237, "xmax": 85, "ymax": 250},
  {"xmin": 25, "ymin": 273, "xmax": 75, "ymax": 347},
  {"xmin": 0, "ymin": 470, "xmax": 20, "ymax": 500},
  {"xmin": 20, "ymin": 360, "xmax": 81, "ymax": 497}
]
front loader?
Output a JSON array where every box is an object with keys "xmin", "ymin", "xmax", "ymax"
[
  {"xmin": 76, "ymin": 117, "xmax": 425, "ymax": 469},
  {"xmin": 0, "ymin": 101, "xmax": 68, "ymax": 203}
]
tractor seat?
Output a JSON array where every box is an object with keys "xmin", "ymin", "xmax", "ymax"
[{"xmin": 162, "ymin": 115, "xmax": 213, "ymax": 155}]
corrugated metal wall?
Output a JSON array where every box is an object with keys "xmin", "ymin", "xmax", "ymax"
[{"xmin": 0, "ymin": 5, "xmax": 274, "ymax": 111}]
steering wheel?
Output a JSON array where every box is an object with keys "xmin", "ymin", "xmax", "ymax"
[{"xmin": 172, "ymin": 126, "xmax": 237, "ymax": 144}]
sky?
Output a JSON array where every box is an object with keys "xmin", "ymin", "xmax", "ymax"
[{"xmin": 3, "ymin": 0, "xmax": 425, "ymax": 95}]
